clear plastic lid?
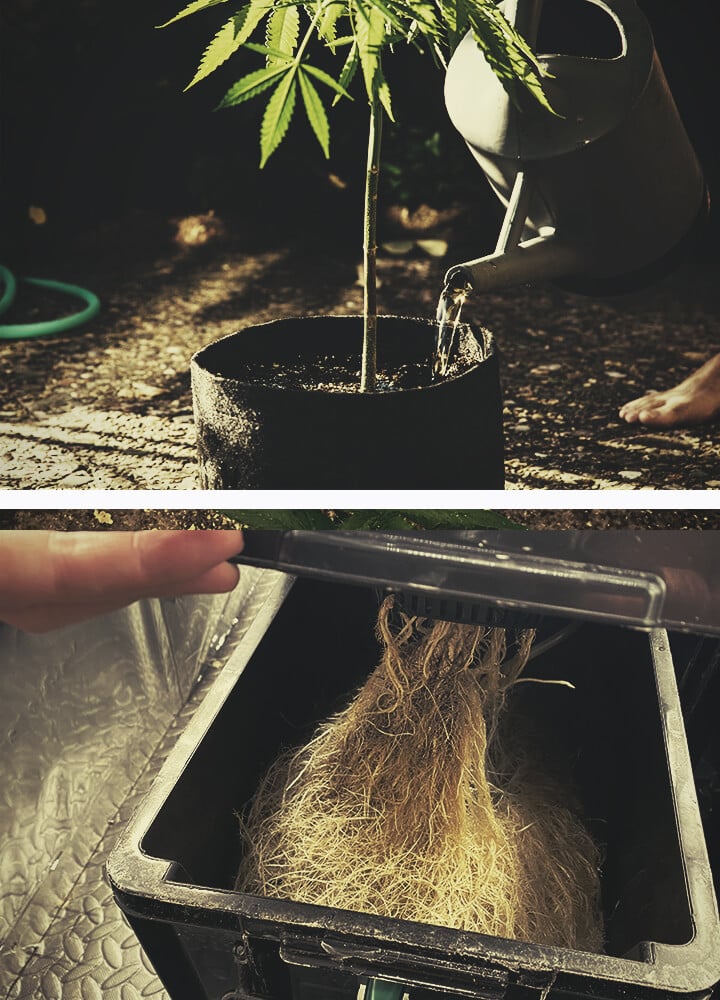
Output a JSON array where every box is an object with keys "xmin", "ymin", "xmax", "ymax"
[{"xmin": 235, "ymin": 529, "xmax": 720, "ymax": 636}]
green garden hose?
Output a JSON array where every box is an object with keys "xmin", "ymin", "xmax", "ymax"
[
  {"xmin": 0, "ymin": 264, "xmax": 100, "ymax": 339},
  {"xmin": 365, "ymin": 979, "xmax": 405, "ymax": 1000}
]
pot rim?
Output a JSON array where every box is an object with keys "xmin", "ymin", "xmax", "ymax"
[{"xmin": 190, "ymin": 313, "xmax": 496, "ymax": 399}]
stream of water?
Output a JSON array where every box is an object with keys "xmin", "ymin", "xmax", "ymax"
[{"xmin": 434, "ymin": 279, "xmax": 472, "ymax": 378}]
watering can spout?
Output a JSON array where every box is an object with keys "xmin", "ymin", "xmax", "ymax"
[
  {"xmin": 444, "ymin": 167, "xmax": 581, "ymax": 293},
  {"xmin": 445, "ymin": 235, "xmax": 581, "ymax": 296}
]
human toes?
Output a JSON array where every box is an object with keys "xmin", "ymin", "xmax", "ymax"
[
  {"xmin": 632, "ymin": 396, "xmax": 686, "ymax": 426},
  {"xmin": 619, "ymin": 392, "xmax": 662, "ymax": 422}
]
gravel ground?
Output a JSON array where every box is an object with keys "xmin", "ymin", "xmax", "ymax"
[{"xmin": 1, "ymin": 206, "xmax": 719, "ymax": 495}]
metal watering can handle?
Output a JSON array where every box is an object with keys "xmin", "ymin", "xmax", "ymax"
[
  {"xmin": 503, "ymin": 0, "xmax": 543, "ymax": 46},
  {"xmin": 508, "ymin": 0, "xmax": 653, "ymax": 59}
]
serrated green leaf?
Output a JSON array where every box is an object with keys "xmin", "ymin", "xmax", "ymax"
[
  {"xmin": 299, "ymin": 69, "xmax": 330, "ymax": 156},
  {"xmin": 353, "ymin": 0, "xmax": 385, "ymax": 102},
  {"xmin": 333, "ymin": 40, "xmax": 358, "ymax": 104},
  {"xmin": 466, "ymin": 0, "xmax": 556, "ymax": 114},
  {"xmin": 303, "ymin": 63, "xmax": 353, "ymax": 100},
  {"xmin": 406, "ymin": 18, "xmax": 421, "ymax": 43},
  {"xmin": 260, "ymin": 71, "xmax": 298, "ymax": 165},
  {"xmin": 157, "ymin": 0, "xmax": 228, "ymax": 28},
  {"xmin": 366, "ymin": 0, "xmax": 435, "ymax": 36},
  {"xmin": 377, "ymin": 72, "xmax": 393, "ymax": 120},
  {"xmin": 317, "ymin": 1, "xmax": 345, "ymax": 43},
  {"xmin": 186, "ymin": 1, "xmax": 272, "ymax": 89},
  {"xmin": 217, "ymin": 63, "xmax": 290, "ymax": 107},
  {"xmin": 186, "ymin": 13, "xmax": 244, "ymax": 88},
  {"xmin": 243, "ymin": 40, "xmax": 294, "ymax": 60},
  {"xmin": 222, "ymin": 509, "xmax": 335, "ymax": 529},
  {"xmin": 325, "ymin": 34, "xmax": 357, "ymax": 48},
  {"xmin": 439, "ymin": 0, "xmax": 469, "ymax": 48},
  {"xmin": 266, "ymin": 5, "xmax": 300, "ymax": 65}
]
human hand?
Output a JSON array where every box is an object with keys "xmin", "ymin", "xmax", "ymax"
[{"xmin": 0, "ymin": 529, "xmax": 244, "ymax": 633}]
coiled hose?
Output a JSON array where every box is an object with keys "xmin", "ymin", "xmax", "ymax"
[{"xmin": 0, "ymin": 264, "xmax": 100, "ymax": 339}]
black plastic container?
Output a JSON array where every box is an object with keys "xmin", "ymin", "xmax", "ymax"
[
  {"xmin": 190, "ymin": 315, "xmax": 504, "ymax": 489},
  {"xmin": 107, "ymin": 576, "xmax": 720, "ymax": 1000}
]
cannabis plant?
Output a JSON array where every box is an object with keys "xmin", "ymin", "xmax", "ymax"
[{"xmin": 161, "ymin": 0, "xmax": 549, "ymax": 390}]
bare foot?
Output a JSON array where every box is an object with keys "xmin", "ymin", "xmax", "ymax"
[{"xmin": 619, "ymin": 353, "xmax": 720, "ymax": 427}]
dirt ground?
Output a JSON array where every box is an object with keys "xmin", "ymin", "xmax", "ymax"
[
  {"xmin": 1, "ymin": 204, "xmax": 719, "ymax": 494},
  {"xmin": 3, "ymin": 508, "xmax": 720, "ymax": 531}
]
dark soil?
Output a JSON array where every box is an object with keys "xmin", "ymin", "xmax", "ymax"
[
  {"xmin": 0, "ymin": 509, "xmax": 237, "ymax": 531},
  {"xmin": 213, "ymin": 355, "xmax": 470, "ymax": 393}
]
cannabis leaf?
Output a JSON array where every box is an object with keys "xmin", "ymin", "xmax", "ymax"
[
  {"xmin": 303, "ymin": 63, "xmax": 352, "ymax": 101},
  {"xmin": 317, "ymin": 1, "xmax": 344, "ymax": 43},
  {"xmin": 266, "ymin": 4, "xmax": 300, "ymax": 64},
  {"xmin": 186, "ymin": 1, "xmax": 272, "ymax": 89},
  {"xmin": 299, "ymin": 69, "xmax": 330, "ymax": 156},
  {"xmin": 157, "ymin": 0, "xmax": 229, "ymax": 29},
  {"xmin": 376, "ymin": 68, "xmax": 393, "ymax": 120},
  {"xmin": 217, "ymin": 63, "xmax": 291, "ymax": 108},
  {"xmin": 168, "ymin": 0, "xmax": 554, "ymax": 159},
  {"xmin": 353, "ymin": 0, "xmax": 386, "ymax": 102},
  {"xmin": 333, "ymin": 41, "xmax": 359, "ymax": 105},
  {"xmin": 260, "ymin": 69, "xmax": 299, "ymax": 165},
  {"xmin": 465, "ymin": 0, "xmax": 553, "ymax": 113}
]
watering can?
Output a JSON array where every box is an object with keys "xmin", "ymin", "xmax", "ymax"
[{"xmin": 443, "ymin": 0, "xmax": 708, "ymax": 296}]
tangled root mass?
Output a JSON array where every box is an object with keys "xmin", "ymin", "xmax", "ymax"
[{"xmin": 235, "ymin": 597, "xmax": 604, "ymax": 953}]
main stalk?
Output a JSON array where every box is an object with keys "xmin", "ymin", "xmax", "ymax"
[{"xmin": 360, "ymin": 94, "xmax": 383, "ymax": 393}]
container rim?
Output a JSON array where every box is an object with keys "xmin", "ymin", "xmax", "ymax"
[
  {"xmin": 190, "ymin": 314, "xmax": 495, "ymax": 399},
  {"xmin": 106, "ymin": 577, "xmax": 720, "ymax": 995}
]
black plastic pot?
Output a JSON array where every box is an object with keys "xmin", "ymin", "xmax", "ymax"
[
  {"xmin": 107, "ymin": 576, "xmax": 720, "ymax": 1000},
  {"xmin": 190, "ymin": 315, "xmax": 504, "ymax": 488}
]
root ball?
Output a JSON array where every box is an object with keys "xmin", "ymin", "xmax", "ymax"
[{"xmin": 235, "ymin": 597, "xmax": 604, "ymax": 953}]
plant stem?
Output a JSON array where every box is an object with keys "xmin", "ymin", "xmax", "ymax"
[{"xmin": 360, "ymin": 93, "xmax": 382, "ymax": 393}]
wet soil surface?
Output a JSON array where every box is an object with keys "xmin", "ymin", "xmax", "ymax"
[{"xmin": 2, "ymin": 207, "xmax": 720, "ymax": 494}]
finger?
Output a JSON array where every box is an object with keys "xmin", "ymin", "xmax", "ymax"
[
  {"xmin": 155, "ymin": 560, "xmax": 241, "ymax": 597},
  {"xmin": 0, "ymin": 562, "xmax": 240, "ymax": 633},
  {"xmin": 0, "ymin": 530, "xmax": 244, "ymax": 609}
]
